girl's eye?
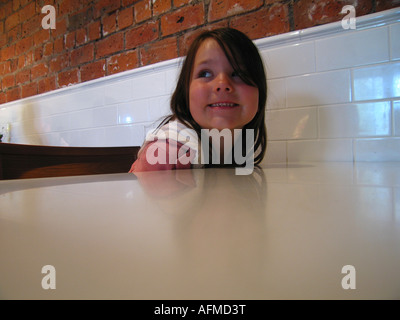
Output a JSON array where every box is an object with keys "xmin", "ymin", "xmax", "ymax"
[
  {"xmin": 232, "ymin": 71, "xmax": 244, "ymax": 79},
  {"xmin": 198, "ymin": 70, "xmax": 212, "ymax": 78}
]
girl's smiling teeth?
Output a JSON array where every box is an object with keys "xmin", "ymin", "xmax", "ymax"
[{"xmin": 208, "ymin": 102, "xmax": 239, "ymax": 108}]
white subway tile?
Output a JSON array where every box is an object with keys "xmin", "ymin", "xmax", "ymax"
[
  {"xmin": 5, "ymin": 104, "xmax": 24, "ymax": 122},
  {"xmin": 288, "ymin": 139, "xmax": 353, "ymax": 162},
  {"xmin": 78, "ymin": 128, "xmax": 106, "ymax": 147},
  {"xmin": 103, "ymin": 124, "xmax": 145, "ymax": 147},
  {"xmin": 68, "ymin": 86, "xmax": 105, "ymax": 111},
  {"xmin": 69, "ymin": 109, "xmax": 93, "ymax": 130},
  {"xmin": 263, "ymin": 141, "xmax": 287, "ymax": 164},
  {"xmin": 93, "ymin": 106, "xmax": 118, "ymax": 127},
  {"xmin": 104, "ymin": 79, "xmax": 134, "ymax": 104},
  {"xmin": 131, "ymin": 72, "xmax": 167, "ymax": 99},
  {"xmin": 354, "ymin": 138, "xmax": 400, "ymax": 161},
  {"xmin": 319, "ymin": 102, "xmax": 391, "ymax": 138},
  {"xmin": 147, "ymin": 95, "xmax": 171, "ymax": 122},
  {"xmin": 64, "ymin": 130, "xmax": 82, "ymax": 146},
  {"xmin": 165, "ymin": 67, "xmax": 180, "ymax": 94},
  {"xmin": 394, "ymin": 100, "xmax": 400, "ymax": 136},
  {"xmin": 390, "ymin": 23, "xmax": 400, "ymax": 60},
  {"xmin": 267, "ymin": 79, "xmax": 286, "ymax": 109},
  {"xmin": 286, "ymin": 70, "xmax": 351, "ymax": 107},
  {"xmin": 266, "ymin": 108, "xmax": 317, "ymax": 140},
  {"xmin": 353, "ymin": 62, "xmax": 400, "ymax": 101},
  {"xmin": 316, "ymin": 26, "xmax": 389, "ymax": 71},
  {"xmin": 41, "ymin": 132, "xmax": 70, "ymax": 146},
  {"xmin": 261, "ymin": 41, "xmax": 315, "ymax": 79},
  {"xmin": 118, "ymin": 100, "xmax": 150, "ymax": 124}
]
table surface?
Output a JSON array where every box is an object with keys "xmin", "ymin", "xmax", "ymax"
[{"xmin": 1, "ymin": 162, "xmax": 399, "ymax": 299}]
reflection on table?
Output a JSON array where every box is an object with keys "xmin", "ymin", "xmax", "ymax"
[{"xmin": 0, "ymin": 162, "xmax": 399, "ymax": 299}]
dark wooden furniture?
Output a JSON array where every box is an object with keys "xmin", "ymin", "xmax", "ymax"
[{"xmin": 0, "ymin": 143, "xmax": 140, "ymax": 180}]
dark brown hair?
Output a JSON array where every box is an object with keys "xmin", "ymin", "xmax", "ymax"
[{"xmin": 161, "ymin": 27, "xmax": 267, "ymax": 165}]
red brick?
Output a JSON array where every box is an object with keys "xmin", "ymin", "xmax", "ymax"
[
  {"xmin": 96, "ymin": 33, "xmax": 124, "ymax": 58},
  {"xmin": 5, "ymin": 11, "xmax": 19, "ymax": 31},
  {"xmin": 9, "ymin": 58, "xmax": 19, "ymax": 72},
  {"xmin": 8, "ymin": 25, "xmax": 22, "ymax": 44},
  {"xmin": 44, "ymin": 42, "xmax": 53, "ymax": 56},
  {"xmin": 16, "ymin": 69, "xmax": 30, "ymax": 84},
  {"xmin": 0, "ymin": 61, "xmax": 11, "ymax": 77},
  {"xmin": 208, "ymin": 0, "xmax": 263, "ymax": 22},
  {"xmin": 53, "ymin": 37, "xmax": 64, "ymax": 54},
  {"xmin": 88, "ymin": 21, "xmax": 101, "ymax": 41},
  {"xmin": 31, "ymin": 63, "xmax": 49, "ymax": 79},
  {"xmin": 93, "ymin": 0, "xmax": 121, "ymax": 19},
  {"xmin": 21, "ymin": 14, "xmax": 40, "ymax": 38},
  {"xmin": 6, "ymin": 87, "xmax": 21, "ymax": 102},
  {"xmin": 81, "ymin": 60, "xmax": 106, "ymax": 82},
  {"xmin": 51, "ymin": 17, "xmax": 67, "ymax": 38},
  {"xmin": 76, "ymin": 28, "xmax": 87, "ymax": 46},
  {"xmin": 160, "ymin": 3, "xmax": 204, "ymax": 37},
  {"xmin": 0, "ymin": 4, "xmax": 6, "ymax": 20},
  {"xmin": 0, "ymin": 34, "xmax": 6, "ymax": 48},
  {"xmin": 376, "ymin": 0, "xmax": 400, "ymax": 11},
  {"xmin": 2, "ymin": 1, "xmax": 13, "ymax": 18},
  {"xmin": 0, "ymin": 92, "xmax": 6, "ymax": 105},
  {"xmin": 107, "ymin": 50, "xmax": 139, "ymax": 75},
  {"xmin": 18, "ymin": 1, "xmax": 36, "ymax": 21},
  {"xmin": 25, "ymin": 50, "xmax": 34, "ymax": 66},
  {"xmin": 118, "ymin": 7, "xmax": 133, "ymax": 30},
  {"xmin": 15, "ymin": 36, "xmax": 33, "ymax": 56},
  {"xmin": 122, "ymin": 0, "xmax": 136, "ymax": 6},
  {"xmin": 18, "ymin": 55, "xmax": 26, "ymax": 68},
  {"xmin": 125, "ymin": 21, "xmax": 159, "ymax": 49},
  {"xmin": 33, "ymin": 28, "xmax": 50, "ymax": 46},
  {"xmin": 58, "ymin": 68, "xmax": 79, "ymax": 87},
  {"xmin": 68, "ymin": 7, "xmax": 93, "ymax": 31},
  {"xmin": 58, "ymin": 0, "xmax": 81, "ymax": 16},
  {"xmin": 153, "ymin": 0, "xmax": 171, "ymax": 16},
  {"xmin": 2, "ymin": 74, "xmax": 15, "ymax": 89},
  {"xmin": 65, "ymin": 32, "xmax": 76, "ymax": 49},
  {"xmin": 50, "ymin": 52, "xmax": 70, "ymax": 72},
  {"xmin": 1, "ymin": 44, "xmax": 15, "ymax": 60},
  {"xmin": 34, "ymin": 46, "xmax": 43, "ymax": 62},
  {"xmin": 71, "ymin": 43, "xmax": 94, "ymax": 66},
  {"xmin": 38, "ymin": 75, "xmax": 57, "ymax": 94},
  {"xmin": 230, "ymin": 4, "xmax": 290, "ymax": 40},
  {"xmin": 293, "ymin": 0, "xmax": 373, "ymax": 30},
  {"xmin": 21, "ymin": 81, "xmax": 38, "ymax": 98},
  {"xmin": 134, "ymin": 0, "xmax": 152, "ymax": 23},
  {"xmin": 103, "ymin": 12, "xmax": 117, "ymax": 36},
  {"xmin": 140, "ymin": 37, "xmax": 177, "ymax": 66},
  {"xmin": 174, "ymin": 0, "xmax": 190, "ymax": 7}
]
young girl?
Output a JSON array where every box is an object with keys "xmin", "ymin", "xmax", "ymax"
[{"xmin": 129, "ymin": 27, "xmax": 267, "ymax": 173}]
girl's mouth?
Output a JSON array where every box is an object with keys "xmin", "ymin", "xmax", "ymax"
[{"xmin": 208, "ymin": 102, "xmax": 239, "ymax": 108}]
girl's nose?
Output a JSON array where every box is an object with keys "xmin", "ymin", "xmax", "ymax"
[{"xmin": 215, "ymin": 73, "xmax": 233, "ymax": 93}]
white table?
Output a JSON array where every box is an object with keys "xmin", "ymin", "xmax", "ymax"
[{"xmin": 1, "ymin": 162, "xmax": 399, "ymax": 299}]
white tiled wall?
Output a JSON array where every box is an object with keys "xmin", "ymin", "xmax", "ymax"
[{"xmin": 0, "ymin": 8, "xmax": 399, "ymax": 164}]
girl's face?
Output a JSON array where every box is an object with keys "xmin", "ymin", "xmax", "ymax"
[{"xmin": 189, "ymin": 38, "xmax": 259, "ymax": 132}]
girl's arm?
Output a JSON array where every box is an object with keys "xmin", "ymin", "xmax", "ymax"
[{"xmin": 129, "ymin": 139, "xmax": 193, "ymax": 172}]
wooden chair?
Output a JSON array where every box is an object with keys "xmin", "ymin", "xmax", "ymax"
[{"xmin": 0, "ymin": 143, "xmax": 140, "ymax": 180}]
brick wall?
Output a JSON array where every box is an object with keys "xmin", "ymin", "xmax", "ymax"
[{"xmin": 1, "ymin": 0, "xmax": 399, "ymax": 104}]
